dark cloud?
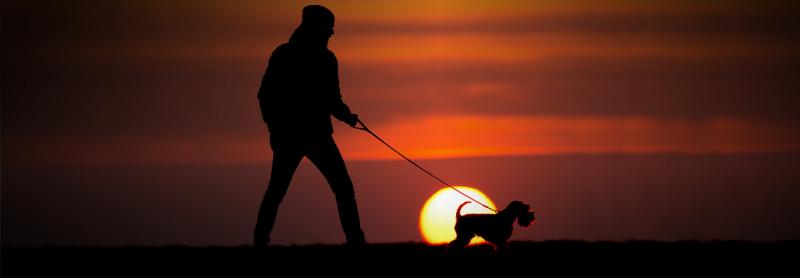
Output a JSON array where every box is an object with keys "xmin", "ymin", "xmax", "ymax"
[
  {"xmin": 342, "ymin": 56, "xmax": 800, "ymax": 123},
  {"xmin": 3, "ymin": 0, "xmax": 799, "ymax": 166},
  {"xmin": 342, "ymin": 7, "xmax": 800, "ymax": 39},
  {"xmin": 4, "ymin": 154, "xmax": 799, "ymax": 245}
]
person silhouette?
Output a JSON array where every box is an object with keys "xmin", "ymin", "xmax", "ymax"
[{"xmin": 254, "ymin": 5, "xmax": 366, "ymax": 247}]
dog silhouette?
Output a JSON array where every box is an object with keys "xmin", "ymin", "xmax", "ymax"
[{"xmin": 449, "ymin": 201, "xmax": 535, "ymax": 253}]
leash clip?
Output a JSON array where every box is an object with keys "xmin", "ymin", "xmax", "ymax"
[{"xmin": 353, "ymin": 119, "xmax": 370, "ymax": 131}]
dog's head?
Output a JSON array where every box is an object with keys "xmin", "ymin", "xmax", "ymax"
[{"xmin": 506, "ymin": 201, "xmax": 536, "ymax": 227}]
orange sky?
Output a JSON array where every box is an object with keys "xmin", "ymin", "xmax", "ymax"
[
  {"xmin": 3, "ymin": 0, "xmax": 799, "ymax": 165},
  {"xmin": 4, "ymin": 0, "xmax": 800, "ymax": 247}
]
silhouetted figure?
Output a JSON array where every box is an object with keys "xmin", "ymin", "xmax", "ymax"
[
  {"xmin": 254, "ymin": 5, "xmax": 365, "ymax": 247},
  {"xmin": 449, "ymin": 201, "xmax": 535, "ymax": 253}
]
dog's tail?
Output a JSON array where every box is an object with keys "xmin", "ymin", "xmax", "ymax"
[{"xmin": 456, "ymin": 201, "xmax": 471, "ymax": 219}]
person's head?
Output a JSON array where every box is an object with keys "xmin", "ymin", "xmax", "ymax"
[{"xmin": 297, "ymin": 5, "xmax": 335, "ymax": 45}]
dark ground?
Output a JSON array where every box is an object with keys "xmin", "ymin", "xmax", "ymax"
[{"xmin": 2, "ymin": 240, "xmax": 797, "ymax": 275}]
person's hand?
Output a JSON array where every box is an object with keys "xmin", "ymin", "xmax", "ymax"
[{"xmin": 345, "ymin": 113, "xmax": 359, "ymax": 127}]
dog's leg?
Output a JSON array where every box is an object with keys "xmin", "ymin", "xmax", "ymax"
[{"xmin": 448, "ymin": 234, "xmax": 472, "ymax": 253}]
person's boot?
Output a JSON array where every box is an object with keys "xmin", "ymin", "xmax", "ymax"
[{"xmin": 253, "ymin": 236, "xmax": 270, "ymax": 248}]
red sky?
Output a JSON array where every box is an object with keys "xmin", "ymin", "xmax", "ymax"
[
  {"xmin": 2, "ymin": 0, "xmax": 799, "ymax": 245},
  {"xmin": 4, "ymin": 0, "xmax": 799, "ymax": 166}
]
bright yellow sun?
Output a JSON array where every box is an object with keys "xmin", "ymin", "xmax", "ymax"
[{"xmin": 419, "ymin": 186, "xmax": 496, "ymax": 245}]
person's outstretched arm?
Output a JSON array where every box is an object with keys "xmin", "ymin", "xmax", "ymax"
[{"xmin": 327, "ymin": 51, "xmax": 358, "ymax": 127}]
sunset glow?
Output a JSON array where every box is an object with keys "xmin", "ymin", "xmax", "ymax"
[
  {"xmin": 419, "ymin": 186, "xmax": 496, "ymax": 245},
  {"xmin": 4, "ymin": 0, "xmax": 799, "ymax": 247},
  {"xmin": 6, "ymin": 1, "xmax": 798, "ymax": 166}
]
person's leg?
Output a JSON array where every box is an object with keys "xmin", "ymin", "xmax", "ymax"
[
  {"xmin": 254, "ymin": 146, "xmax": 304, "ymax": 246},
  {"xmin": 307, "ymin": 137, "xmax": 366, "ymax": 245}
]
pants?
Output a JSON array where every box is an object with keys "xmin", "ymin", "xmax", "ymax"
[{"xmin": 254, "ymin": 136, "xmax": 366, "ymax": 245}]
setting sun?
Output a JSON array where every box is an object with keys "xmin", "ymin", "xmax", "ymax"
[{"xmin": 419, "ymin": 186, "xmax": 496, "ymax": 245}]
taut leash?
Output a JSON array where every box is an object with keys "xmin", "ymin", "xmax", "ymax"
[{"xmin": 353, "ymin": 119, "xmax": 497, "ymax": 213}]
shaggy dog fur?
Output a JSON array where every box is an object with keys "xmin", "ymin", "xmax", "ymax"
[{"xmin": 449, "ymin": 201, "xmax": 535, "ymax": 252}]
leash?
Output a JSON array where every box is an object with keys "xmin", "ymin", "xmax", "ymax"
[{"xmin": 353, "ymin": 119, "xmax": 497, "ymax": 213}]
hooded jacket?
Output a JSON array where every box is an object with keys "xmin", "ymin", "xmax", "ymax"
[{"xmin": 257, "ymin": 24, "xmax": 353, "ymax": 143}]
